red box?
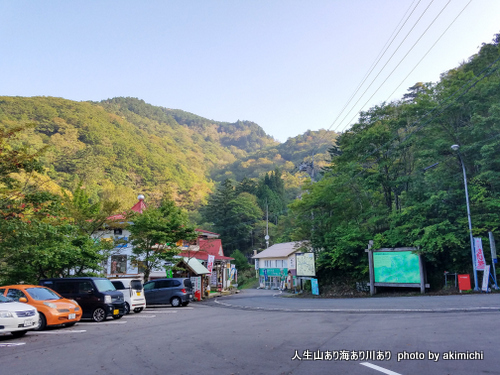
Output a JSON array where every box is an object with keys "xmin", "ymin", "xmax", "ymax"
[{"xmin": 458, "ymin": 274, "xmax": 471, "ymax": 291}]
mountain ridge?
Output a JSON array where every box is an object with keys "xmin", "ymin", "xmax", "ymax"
[{"xmin": 0, "ymin": 95, "xmax": 337, "ymax": 212}]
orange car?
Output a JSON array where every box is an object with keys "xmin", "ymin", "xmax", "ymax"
[{"xmin": 0, "ymin": 285, "xmax": 82, "ymax": 330}]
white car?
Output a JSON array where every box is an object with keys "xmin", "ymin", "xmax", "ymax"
[
  {"xmin": 110, "ymin": 278, "xmax": 146, "ymax": 314},
  {"xmin": 0, "ymin": 293, "xmax": 39, "ymax": 337}
]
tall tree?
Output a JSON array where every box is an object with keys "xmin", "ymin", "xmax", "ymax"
[{"xmin": 127, "ymin": 197, "xmax": 197, "ymax": 281}]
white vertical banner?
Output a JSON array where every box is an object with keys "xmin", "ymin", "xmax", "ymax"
[
  {"xmin": 474, "ymin": 237, "xmax": 486, "ymax": 270},
  {"xmin": 207, "ymin": 255, "xmax": 215, "ymax": 273},
  {"xmin": 482, "ymin": 265, "xmax": 490, "ymax": 292}
]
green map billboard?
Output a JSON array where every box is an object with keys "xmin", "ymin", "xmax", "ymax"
[{"xmin": 373, "ymin": 251, "xmax": 420, "ymax": 284}]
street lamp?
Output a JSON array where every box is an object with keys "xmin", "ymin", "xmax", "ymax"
[{"xmin": 451, "ymin": 144, "xmax": 479, "ymax": 291}]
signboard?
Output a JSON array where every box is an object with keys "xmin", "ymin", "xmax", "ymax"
[
  {"xmin": 296, "ymin": 253, "xmax": 316, "ymax": 277},
  {"xmin": 373, "ymin": 251, "xmax": 420, "ymax": 284},
  {"xmin": 190, "ymin": 276, "xmax": 201, "ymax": 293},
  {"xmin": 259, "ymin": 268, "xmax": 287, "ymax": 277},
  {"xmin": 207, "ymin": 255, "xmax": 215, "ymax": 273},
  {"xmin": 311, "ymin": 278, "xmax": 319, "ymax": 295},
  {"xmin": 264, "ymin": 269, "xmax": 268, "ymax": 281},
  {"xmin": 474, "ymin": 238, "xmax": 486, "ymax": 270},
  {"xmin": 482, "ymin": 265, "xmax": 490, "ymax": 292},
  {"xmin": 288, "ymin": 256, "xmax": 295, "ymax": 270},
  {"xmin": 255, "ymin": 259, "xmax": 259, "ymax": 269}
]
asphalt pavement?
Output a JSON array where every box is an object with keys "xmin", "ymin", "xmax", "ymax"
[{"xmin": 213, "ymin": 288, "xmax": 500, "ymax": 313}]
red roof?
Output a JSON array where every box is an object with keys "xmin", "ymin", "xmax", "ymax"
[
  {"xmin": 107, "ymin": 197, "xmax": 147, "ymax": 221},
  {"xmin": 130, "ymin": 199, "xmax": 146, "ymax": 213},
  {"xmin": 195, "ymin": 228, "xmax": 220, "ymax": 236},
  {"xmin": 179, "ymin": 239, "xmax": 233, "ymax": 261}
]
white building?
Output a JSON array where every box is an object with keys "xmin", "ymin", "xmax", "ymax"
[{"xmin": 252, "ymin": 241, "xmax": 311, "ymax": 289}]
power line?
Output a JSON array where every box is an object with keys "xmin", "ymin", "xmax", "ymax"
[
  {"xmin": 383, "ymin": 0, "xmax": 473, "ymax": 102},
  {"xmin": 337, "ymin": 0, "xmax": 453, "ymax": 133},
  {"xmin": 307, "ymin": 0, "xmax": 422, "ymax": 160},
  {"xmin": 326, "ymin": 53, "xmax": 500, "ymax": 190},
  {"xmin": 328, "ymin": 0, "xmax": 423, "ymax": 134}
]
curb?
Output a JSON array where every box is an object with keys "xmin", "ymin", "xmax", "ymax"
[{"xmin": 213, "ymin": 298, "xmax": 500, "ymax": 314}]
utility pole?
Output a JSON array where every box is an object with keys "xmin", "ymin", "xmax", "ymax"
[{"xmin": 265, "ymin": 202, "xmax": 269, "ymax": 248}]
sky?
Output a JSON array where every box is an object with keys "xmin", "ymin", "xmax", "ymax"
[{"xmin": 1, "ymin": 1, "xmax": 499, "ymax": 142}]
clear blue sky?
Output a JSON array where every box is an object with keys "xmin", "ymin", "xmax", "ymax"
[{"xmin": 1, "ymin": 1, "xmax": 499, "ymax": 142}]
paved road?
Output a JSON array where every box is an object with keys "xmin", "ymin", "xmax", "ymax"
[
  {"xmin": 1, "ymin": 290, "xmax": 498, "ymax": 375},
  {"xmin": 214, "ymin": 288, "xmax": 500, "ymax": 312}
]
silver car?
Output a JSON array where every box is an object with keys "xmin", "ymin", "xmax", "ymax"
[
  {"xmin": 143, "ymin": 278, "xmax": 193, "ymax": 307},
  {"xmin": 0, "ymin": 294, "xmax": 39, "ymax": 337}
]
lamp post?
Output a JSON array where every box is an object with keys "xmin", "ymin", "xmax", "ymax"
[{"xmin": 451, "ymin": 144, "xmax": 479, "ymax": 291}]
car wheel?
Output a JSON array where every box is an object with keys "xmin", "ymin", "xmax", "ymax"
[
  {"xmin": 64, "ymin": 322, "xmax": 76, "ymax": 327},
  {"xmin": 34, "ymin": 313, "xmax": 47, "ymax": 331},
  {"xmin": 112, "ymin": 315, "xmax": 123, "ymax": 320},
  {"xmin": 11, "ymin": 330, "xmax": 28, "ymax": 338},
  {"xmin": 182, "ymin": 302, "xmax": 189, "ymax": 307},
  {"xmin": 92, "ymin": 307, "xmax": 107, "ymax": 322},
  {"xmin": 133, "ymin": 307, "xmax": 143, "ymax": 313},
  {"xmin": 124, "ymin": 302, "xmax": 130, "ymax": 315},
  {"xmin": 170, "ymin": 297, "xmax": 181, "ymax": 307}
]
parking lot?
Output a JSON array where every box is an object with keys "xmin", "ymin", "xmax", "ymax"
[{"xmin": 0, "ymin": 305, "xmax": 196, "ymax": 346}]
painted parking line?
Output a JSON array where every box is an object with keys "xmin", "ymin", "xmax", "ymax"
[
  {"xmin": 30, "ymin": 329, "xmax": 87, "ymax": 334},
  {"xmin": 142, "ymin": 310, "xmax": 178, "ymax": 314},
  {"xmin": 360, "ymin": 362, "xmax": 403, "ymax": 375},
  {"xmin": 124, "ymin": 314, "xmax": 156, "ymax": 318},
  {"xmin": 81, "ymin": 321, "xmax": 128, "ymax": 325},
  {"xmin": 146, "ymin": 306, "xmax": 194, "ymax": 310},
  {"xmin": 0, "ymin": 342, "xmax": 26, "ymax": 347}
]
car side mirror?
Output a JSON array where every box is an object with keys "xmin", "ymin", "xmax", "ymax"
[{"xmin": 19, "ymin": 297, "xmax": 28, "ymax": 303}]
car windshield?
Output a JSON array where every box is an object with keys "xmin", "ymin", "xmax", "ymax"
[
  {"xmin": 0, "ymin": 294, "xmax": 12, "ymax": 303},
  {"xmin": 94, "ymin": 279, "xmax": 116, "ymax": 292},
  {"xmin": 130, "ymin": 280, "xmax": 143, "ymax": 290},
  {"xmin": 26, "ymin": 287, "xmax": 61, "ymax": 301}
]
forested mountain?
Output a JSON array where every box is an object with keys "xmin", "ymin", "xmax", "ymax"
[
  {"xmin": 290, "ymin": 33, "xmax": 500, "ymax": 287},
  {"xmin": 0, "ymin": 96, "xmax": 335, "ymax": 212}
]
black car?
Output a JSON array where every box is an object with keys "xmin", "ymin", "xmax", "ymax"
[
  {"xmin": 39, "ymin": 277, "xmax": 126, "ymax": 322},
  {"xmin": 143, "ymin": 278, "xmax": 193, "ymax": 307}
]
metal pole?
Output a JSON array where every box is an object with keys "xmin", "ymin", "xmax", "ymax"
[
  {"xmin": 488, "ymin": 232, "xmax": 498, "ymax": 289},
  {"xmin": 457, "ymin": 151, "xmax": 479, "ymax": 291}
]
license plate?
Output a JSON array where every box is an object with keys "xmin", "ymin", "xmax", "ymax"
[
  {"xmin": 113, "ymin": 309, "xmax": 119, "ymax": 315},
  {"xmin": 23, "ymin": 319, "xmax": 34, "ymax": 327},
  {"xmin": 68, "ymin": 313, "xmax": 76, "ymax": 320},
  {"xmin": 136, "ymin": 292, "xmax": 141, "ymax": 296}
]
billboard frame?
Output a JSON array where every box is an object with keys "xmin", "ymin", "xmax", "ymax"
[
  {"xmin": 365, "ymin": 242, "xmax": 428, "ymax": 295},
  {"xmin": 295, "ymin": 252, "xmax": 316, "ymax": 277}
]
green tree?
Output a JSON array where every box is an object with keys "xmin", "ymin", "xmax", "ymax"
[
  {"xmin": 127, "ymin": 197, "xmax": 197, "ymax": 281},
  {"xmin": 229, "ymin": 249, "xmax": 251, "ymax": 271}
]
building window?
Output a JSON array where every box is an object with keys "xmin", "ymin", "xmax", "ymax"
[
  {"xmin": 111, "ymin": 255, "xmax": 127, "ymax": 274},
  {"xmin": 114, "ymin": 228, "xmax": 123, "ymax": 236}
]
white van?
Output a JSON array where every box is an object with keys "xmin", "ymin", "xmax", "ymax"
[{"xmin": 110, "ymin": 278, "xmax": 146, "ymax": 314}]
